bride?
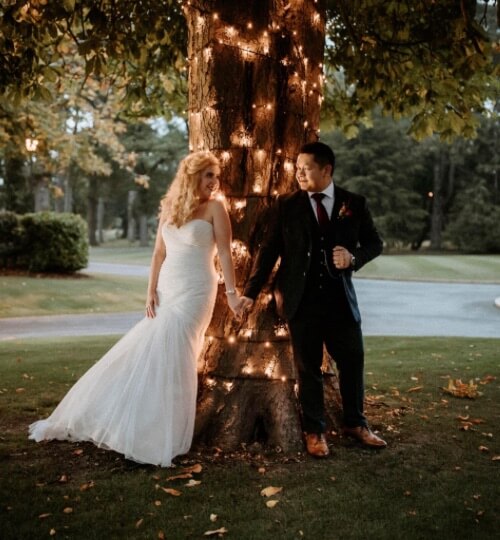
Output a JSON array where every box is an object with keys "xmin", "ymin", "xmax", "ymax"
[{"xmin": 29, "ymin": 151, "xmax": 242, "ymax": 467}]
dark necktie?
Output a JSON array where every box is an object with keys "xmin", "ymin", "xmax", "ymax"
[{"xmin": 311, "ymin": 192, "xmax": 330, "ymax": 234}]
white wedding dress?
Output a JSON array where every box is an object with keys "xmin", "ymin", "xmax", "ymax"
[{"xmin": 29, "ymin": 219, "xmax": 218, "ymax": 467}]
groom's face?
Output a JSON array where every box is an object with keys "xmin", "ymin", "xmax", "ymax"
[{"xmin": 295, "ymin": 153, "xmax": 332, "ymax": 193}]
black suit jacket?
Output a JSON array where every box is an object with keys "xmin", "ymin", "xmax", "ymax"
[{"xmin": 243, "ymin": 185, "xmax": 383, "ymax": 322}]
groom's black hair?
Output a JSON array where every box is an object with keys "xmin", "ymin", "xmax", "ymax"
[{"xmin": 299, "ymin": 141, "xmax": 335, "ymax": 175}]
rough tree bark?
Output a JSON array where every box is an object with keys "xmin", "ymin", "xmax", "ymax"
[{"xmin": 185, "ymin": 0, "xmax": 341, "ymax": 454}]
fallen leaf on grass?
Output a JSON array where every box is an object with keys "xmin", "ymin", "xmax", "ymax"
[
  {"xmin": 260, "ymin": 486, "xmax": 282, "ymax": 497},
  {"xmin": 442, "ymin": 379, "xmax": 480, "ymax": 399},
  {"xmin": 73, "ymin": 449, "xmax": 84, "ymax": 456},
  {"xmin": 492, "ymin": 455, "xmax": 500, "ymax": 461},
  {"xmin": 63, "ymin": 507, "xmax": 73, "ymax": 514},
  {"xmin": 185, "ymin": 479, "xmax": 201, "ymax": 487},
  {"xmin": 15, "ymin": 388, "xmax": 26, "ymax": 393},
  {"xmin": 258, "ymin": 467, "xmax": 266, "ymax": 474},
  {"xmin": 166, "ymin": 473, "xmax": 193, "ymax": 481},
  {"xmin": 407, "ymin": 386, "xmax": 423, "ymax": 393},
  {"xmin": 154, "ymin": 500, "xmax": 162, "ymax": 506},
  {"xmin": 58, "ymin": 475, "xmax": 68, "ymax": 483},
  {"xmin": 158, "ymin": 531, "xmax": 166, "ymax": 539},
  {"xmin": 184, "ymin": 463, "xmax": 203, "ymax": 474},
  {"xmin": 79, "ymin": 481, "xmax": 95, "ymax": 491},
  {"xmin": 204, "ymin": 527, "xmax": 228, "ymax": 536},
  {"xmin": 161, "ymin": 487, "xmax": 182, "ymax": 496},
  {"xmin": 38, "ymin": 513, "xmax": 52, "ymax": 519},
  {"xmin": 266, "ymin": 500, "xmax": 279, "ymax": 508},
  {"xmin": 49, "ymin": 529, "xmax": 56, "ymax": 536},
  {"xmin": 478, "ymin": 446, "xmax": 489, "ymax": 452},
  {"xmin": 135, "ymin": 518, "xmax": 144, "ymax": 529},
  {"xmin": 210, "ymin": 514, "xmax": 218, "ymax": 522}
]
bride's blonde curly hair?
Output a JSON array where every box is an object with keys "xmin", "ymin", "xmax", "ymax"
[{"xmin": 160, "ymin": 151, "xmax": 220, "ymax": 227}]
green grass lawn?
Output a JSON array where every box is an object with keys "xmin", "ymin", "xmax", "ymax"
[
  {"xmin": 2, "ymin": 253, "xmax": 498, "ymax": 319},
  {"xmin": 356, "ymin": 254, "xmax": 500, "ymax": 283},
  {"xmin": 1, "ymin": 336, "xmax": 498, "ymax": 540},
  {"xmin": 89, "ymin": 241, "xmax": 153, "ymax": 265},
  {"xmin": 0, "ymin": 274, "xmax": 147, "ymax": 318},
  {"xmin": 90, "ymin": 243, "xmax": 500, "ymax": 282}
]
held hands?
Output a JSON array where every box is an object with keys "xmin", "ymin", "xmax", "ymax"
[
  {"xmin": 226, "ymin": 292, "xmax": 254, "ymax": 319},
  {"xmin": 332, "ymin": 245, "xmax": 354, "ymax": 270}
]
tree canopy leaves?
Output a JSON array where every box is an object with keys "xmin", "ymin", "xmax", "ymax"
[{"xmin": 0, "ymin": 0, "xmax": 497, "ymax": 138}]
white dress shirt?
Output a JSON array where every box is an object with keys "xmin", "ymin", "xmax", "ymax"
[{"xmin": 308, "ymin": 181, "xmax": 335, "ymax": 222}]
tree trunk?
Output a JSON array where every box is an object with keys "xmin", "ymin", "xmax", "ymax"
[
  {"xmin": 34, "ymin": 179, "xmax": 50, "ymax": 212},
  {"xmin": 186, "ymin": 0, "xmax": 341, "ymax": 454},
  {"xmin": 139, "ymin": 214, "xmax": 149, "ymax": 247},
  {"xmin": 97, "ymin": 196, "xmax": 105, "ymax": 244},
  {"xmin": 127, "ymin": 190, "xmax": 137, "ymax": 242},
  {"xmin": 87, "ymin": 177, "xmax": 99, "ymax": 246},
  {"xmin": 430, "ymin": 152, "xmax": 445, "ymax": 250}
]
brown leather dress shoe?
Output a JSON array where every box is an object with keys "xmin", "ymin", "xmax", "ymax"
[
  {"xmin": 342, "ymin": 426, "xmax": 387, "ymax": 448},
  {"xmin": 304, "ymin": 433, "xmax": 330, "ymax": 458}
]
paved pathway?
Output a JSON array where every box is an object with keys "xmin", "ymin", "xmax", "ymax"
[{"xmin": 1, "ymin": 261, "xmax": 498, "ymax": 340}]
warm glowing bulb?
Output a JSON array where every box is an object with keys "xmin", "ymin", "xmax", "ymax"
[
  {"xmin": 228, "ymin": 336, "xmax": 236, "ymax": 344},
  {"xmin": 264, "ymin": 341, "xmax": 271, "ymax": 348}
]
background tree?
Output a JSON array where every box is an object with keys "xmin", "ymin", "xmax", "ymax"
[
  {"xmin": 1, "ymin": 0, "xmax": 497, "ymax": 452},
  {"xmin": 322, "ymin": 115, "xmax": 429, "ymax": 249}
]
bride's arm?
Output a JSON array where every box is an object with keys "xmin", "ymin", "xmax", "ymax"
[
  {"xmin": 146, "ymin": 218, "xmax": 167, "ymax": 318},
  {"xmin": 211, "ymin": 199, "xmax": 241, "ymax": 316}
]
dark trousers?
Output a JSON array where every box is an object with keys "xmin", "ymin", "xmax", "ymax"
[{"xmin": 287, "ymin": 285, "xmax": 367, "ymax": 434}]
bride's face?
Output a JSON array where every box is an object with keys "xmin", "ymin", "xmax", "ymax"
[{"xmin": 198, "ymin": 165, "xmax": 221, "ymax": 201}]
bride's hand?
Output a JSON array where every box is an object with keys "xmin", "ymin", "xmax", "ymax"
[
  {"xmin": 146, "ymin": 291, "xmax": 159, "ymax": 319},
  {"xmin": 226, "ymin": 293, "xmax": 244, "ymax": 318}
]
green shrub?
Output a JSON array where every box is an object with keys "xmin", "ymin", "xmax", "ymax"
[
  {"xmin": 0, "ymin": 211, "xmax": 24, "ymax": 267},
  {"xmin": 19, "ymin": 212, "xmax": 89, "ymax": 273}
]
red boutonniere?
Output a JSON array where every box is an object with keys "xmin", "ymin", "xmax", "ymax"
[{"xmin": 338, "ymin": 201, "xmax": 352, "ymax": 220}]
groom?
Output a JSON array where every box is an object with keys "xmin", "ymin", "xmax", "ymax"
[{"xmin": 240, "ymin": 141, "xmax": 386, "ymax": 457}]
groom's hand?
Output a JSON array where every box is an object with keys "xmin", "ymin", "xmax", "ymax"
[
  {"xmin": 332, "ymin": 245, "xmax": 353, "ymax": 270},
  {"xmin": 239, "ymin": 296, "xmax": 254, "ymax": 314}
]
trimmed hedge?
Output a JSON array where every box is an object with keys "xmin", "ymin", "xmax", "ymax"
[{"xmin": 0, "ymin": 211, "xmax": 88, "ymax": 273}]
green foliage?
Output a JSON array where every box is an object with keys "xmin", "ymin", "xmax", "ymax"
[
  {"xmin": 322, "ymin": 111, "xmax": 500, "ymax": 252},
  {"xmin": 322, "ymin": 115, "xmax": 430, "ymax": 247},
  {"xmin": 445, "ymin": 180, "xmax": 500, "ymax": 253},
  {"xmin": 0, "ymin": 1, "xmax": 496, "ymax": 140},
  {"xmin": 0, "ymin": 0, "xmax": 187, "ymax": 117},
  {"xmin": 17, "ymin": 212, "xmax": 89, "ymax": 273},
  {"xmin": 0, "ymin": 210, "xmax": 23, "ymax": 265},
  {"xmin": 323, "ymin": 1, "xmax": 498, "ymax": 140}
]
